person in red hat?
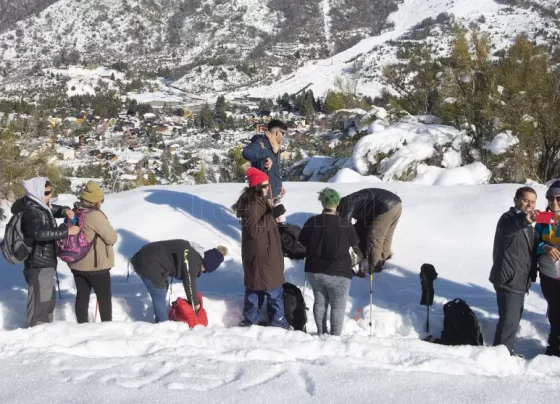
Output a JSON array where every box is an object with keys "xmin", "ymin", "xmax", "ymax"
[{"xmin": 232, "ymin": 168, "xmax": 289, "ymax": 328}]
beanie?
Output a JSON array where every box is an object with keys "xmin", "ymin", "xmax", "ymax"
[
  {"xmin": 203, "ymin": 245, "xmax": 228, "ymax": 273},
  {"xmin": 546, "ymin": 180, "xmax": 560, "ymax": 200},
  {"xmin": 80, "ymin": 181, "xmax": 104, "ymax": 203},
  {"xmin": 246, "ymin": 167, "xmax": 269, "ymax": 188}
]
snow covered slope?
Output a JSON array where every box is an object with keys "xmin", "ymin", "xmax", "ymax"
[
  {"xmin": 1, "ymin": 181, "xmax": 560, "ymax": 402},
  {"xmin": 1, "ymin": 0, "xmax": 558, "ymax": 97}
]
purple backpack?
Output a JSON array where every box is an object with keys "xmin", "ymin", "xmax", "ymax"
[{"xmin": 57, "ymin": 209, "xmax": 96, "ymax": 264}]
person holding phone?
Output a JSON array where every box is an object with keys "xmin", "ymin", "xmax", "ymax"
[
  {"xmin": 536, "ymin": 180, "xmax": 560, "ymax": 357},
  {"xmin": 489, "ymin": 186, "xmax": 539, "ymax": 356}
]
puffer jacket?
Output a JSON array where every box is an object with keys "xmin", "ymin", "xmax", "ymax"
[
  {"xmin": 11, "ymin": 196, "xmax": 70, "ymax": 269},
  {"xmin": 536, "ymin": 213, "xmax": 560, "ymax": 280},
  {"xmin": 240, "ymin": 196, "xmax": 285, "ymax": 291},
  {"xmin": 337, "ymin": 188, "xmax": 402, "ymax": 223},
  {"xmin": 68, "ymin": 202, "xmax": 118, "ymax": 272},
  {"xmin": 489, "ymin": 208, "xmax": 538, "ymax": 294}
]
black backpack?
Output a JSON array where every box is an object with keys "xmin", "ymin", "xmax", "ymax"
[
  {"xmin": 440, "ymin": 299, "xmax": 484, "ymax": 346},
  {"xmin": 278, "ymin": 223, "xmax": 306, "ymax": 260},
  {"xmin": 283, "ymin": 282, "xmax": 307, "ymax": 332}
]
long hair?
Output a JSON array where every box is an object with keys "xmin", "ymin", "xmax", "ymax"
[{"xmin": 232, "ymin": 184, "xmax": 268, "ymax": 218}]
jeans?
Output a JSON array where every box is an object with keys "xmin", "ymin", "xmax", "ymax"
[
  {"xmin": 243, "ymin": 286, "xmax": 289, "ymax": 329},
  {"xmin": 493, "ymin": 286, "xmax": 525, "ymax": 353},
  {"xmin": 142, "ymin": 278, "xmax": 169, "ymax": 323}
]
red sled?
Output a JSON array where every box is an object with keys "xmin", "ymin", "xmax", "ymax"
[{"xmin": 168, "ymin": 292, "xmax": 209, "ymax": 328}]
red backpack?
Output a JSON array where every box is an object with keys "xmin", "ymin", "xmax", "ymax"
[{"xmin": 168, "ymin": 292, "xmax": 208, "ymax": 328}]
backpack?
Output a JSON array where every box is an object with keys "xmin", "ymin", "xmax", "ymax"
[
  {"xmin": 439, "ymin": 298, "xmax": 484, "ymax": 346},
  {"xmin": 56, "ymin": 209, "xmax": 96, "ymax": 265},
  {"xmin": 283, "ymin": 282, "xmax": 307, "ymax": 332},
  {"xmin": 1, "ymin": 211, "xmax": 32, "ymax": 264},
  {"xmin": 278, "ymin": 223, "xmax": 306, "ymax": 260},
  {"xmin": 169, "ymin": 292, "xmax": 209, "ymax": 328}
]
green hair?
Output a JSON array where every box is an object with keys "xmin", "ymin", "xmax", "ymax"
[{"xmin": 318, "ymin": 187, "xmax": 340, "ymax": 208}]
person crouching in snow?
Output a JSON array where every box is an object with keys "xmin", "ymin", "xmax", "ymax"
[
  {"xmin": 298, "ymin": 188, "xmax": 362, "ymax": 336},
  {"xmin": 130, "ymin": 240, "xmax": 228, "ymax": 323},
  {"xmin": 232, "ymin": 167, "xmax": 289, "ymax": 329}
]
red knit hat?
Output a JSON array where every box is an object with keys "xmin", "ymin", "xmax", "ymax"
[{"xmin": 246, "ymin": 167, "xmax": 269, "ymax": 187}]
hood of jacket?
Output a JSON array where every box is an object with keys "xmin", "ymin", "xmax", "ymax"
[{"xmin": 22, "ymin": 177, "xmax": 51, "ymax": 212}]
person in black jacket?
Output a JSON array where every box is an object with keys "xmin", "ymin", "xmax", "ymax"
[
  {"xmin": 10, "ymin": 177, "xmax": 79, "ymax": 327},
  {"xmin": 337, "ymin": 188, "xmax": 402, "ymax": 273},
  {"xmin": 489, "ymin": 186, "xmax": 539, "ymax": 356},
  {"xmin": 298, "ymin": 188, "xmax": 362, "ymax": 336},
  {"xmin": 130, "ymin": 240, "xmax": 228, "ymax": 323}
]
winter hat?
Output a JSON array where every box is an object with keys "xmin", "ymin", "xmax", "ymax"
[
  {"xmin": 203, "ymin": 245, "xmax": 228, "ymax": 273},
  {"xmin": 546, "ymin": 180, "xmax": 560, "ymax": 200},
  {"xmin": 246, "ymin": 167, "xmax": 269, "ymax": 188},
  {"xmin": 80, "ymin": 181, "xmax": 104, "ymax": 203}
]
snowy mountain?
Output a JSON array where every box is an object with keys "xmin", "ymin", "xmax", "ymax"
[
  {"xmin": 1, "ymin": 181, "xmax": 560, "ymax": 403},
  {"xmin": 1, "ymin": 0, "xmax": 559, "ymax": 97}
]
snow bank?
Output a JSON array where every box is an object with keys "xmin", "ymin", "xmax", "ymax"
[
  {"xmin": 413, "ymin": 162, "xmax": 492, "ymax": 185},
  {"xmin": 328, "ymin": 168, "xmax": 381, "ymax": 183},
  {"xmin": 1, "ymin": 181, "xmax": 558, "ymax": 402},
  {"xmin": 484, "ymin": 132, "xmax": 519, "ymax": 155},
  {"xmin": 347, "ymin": 122, "xmax": 462, "ymax": 180},
  {"xmin": 302, "ymin": 156, "xmax": 338, "ymax": 177}
]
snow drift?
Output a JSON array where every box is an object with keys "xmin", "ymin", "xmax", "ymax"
[{"xmin": 0, "ymin": 181, "xmax": 559, "ymax": 403}]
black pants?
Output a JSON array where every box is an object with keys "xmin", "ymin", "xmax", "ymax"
[
  {"xmin": 72, "ymin": 269, "xmax": 112, "ymax": 323},
  {"xmin": 493, "ymin": 286, "xmax": 525, "ymax": 353},
  {"xmin": 541, "ymin": 275, "xmax": 560, "ymax": 355}
]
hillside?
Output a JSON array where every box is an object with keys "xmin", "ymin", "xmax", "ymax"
[
  {"xmin": 1, "ymin": 181, "xmax": 560, "ymax": 403},
  {"xmin": 1, "ymin": 0, "xmax": 559, "ymax": 97}
]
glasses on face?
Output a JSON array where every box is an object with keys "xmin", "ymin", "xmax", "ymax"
[
  {"xmin": 548, "ymin": 196, "xmax": 560, "ymax": 203},
  {"xmin": 44, "ymin": 190, "xmax": 53, "ymax": 196},
  {"xmin": 262, "ymin": 183, "xmax": 270, "ymax": 189}
]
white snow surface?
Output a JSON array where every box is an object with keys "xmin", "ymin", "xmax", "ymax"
[
  {"xmin": 412, "ymin": 162, "xmax": 492, "ymax": 185},
  {"xmin": 484, "ymin": 132, "xmax": 520, "ymax": 155},
  {"xmin": 1, "ymin": 181, "xmax": 560, "ymax": 403}
]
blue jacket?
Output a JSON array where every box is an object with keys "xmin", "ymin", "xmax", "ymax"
[{"xmin": 242, "ymin": 134, "xmax": 282, "ymax": 198}]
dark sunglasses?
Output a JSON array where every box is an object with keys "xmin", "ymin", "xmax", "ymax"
[
  {"xmin": 548, "ymin": 196, "xmax": 560, "ymax": 203},
  {"xmin": 262, "ymin": 183, "xmax": 271, "ymax": 188},
  {"xmin": 44, "ymin": 190, "xmax": 53, "ymax": 196}
]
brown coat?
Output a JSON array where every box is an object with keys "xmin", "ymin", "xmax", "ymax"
[
  {"xmin": 68, "ymin": 206, "xmax": 118, "ymax": 272},
  {"xmin": 241, "ymin": 196, "xmax": 285, "ymax": 291}
]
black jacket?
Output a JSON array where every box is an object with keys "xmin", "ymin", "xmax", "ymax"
[
  {"xmin": 489, "ymin": 208, "xmax": 538, "ymax": 294},
  {"xmin": 11, "ymin": 196, "xmax": 70, "ymax": 269},
  {"xmin": 337, "ymin": 188, "xmax": 401, "ymax": 224},
  {"xmin": 298, "ymin": 213, "xmax": 360, "ymax": 279},
  {"xmin": 130, "ymin": 239, "xmax": 203, "ymax": 306}
]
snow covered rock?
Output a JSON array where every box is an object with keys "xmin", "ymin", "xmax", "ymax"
[{"xmin": 347, "ymin": 122, "xmax": 462, "ymax": 180}]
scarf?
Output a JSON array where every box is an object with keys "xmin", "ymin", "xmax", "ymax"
[{"xmin": 265, "ymin": 131, "xmax": 279, "ymax": 154}]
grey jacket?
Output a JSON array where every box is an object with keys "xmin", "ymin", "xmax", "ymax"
[{"xmin": 489, "ymin": 208, "xmax": 538, "ymax": 294}]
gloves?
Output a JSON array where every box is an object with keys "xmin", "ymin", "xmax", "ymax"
[
  {"xmin": 420, "ymin": 263, "xmax": 438, "ymax": 306},
  {"xmin": 272, "ymin": 204, "xmax": 286, "ymax": 219}
]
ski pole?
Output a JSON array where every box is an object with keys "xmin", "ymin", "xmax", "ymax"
[
  {"xmin": 369, "ymin": 273, "xmax": 374, "ymax": 338},
  {"xmin": 55, "ymin": 269, "xmax": 62, "ymax": 299}
]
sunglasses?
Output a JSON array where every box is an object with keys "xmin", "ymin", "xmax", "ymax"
[
  {"xmin": 548, "ymin": 196, "xmax": 560, "ymax": 203},
  {"xmin": 44, "ymin": 190, "xmax": 53, "ymax": 196},
  {"xmin": 262, "ymin": 183, "xmax": 270, "ymax": 188}
]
